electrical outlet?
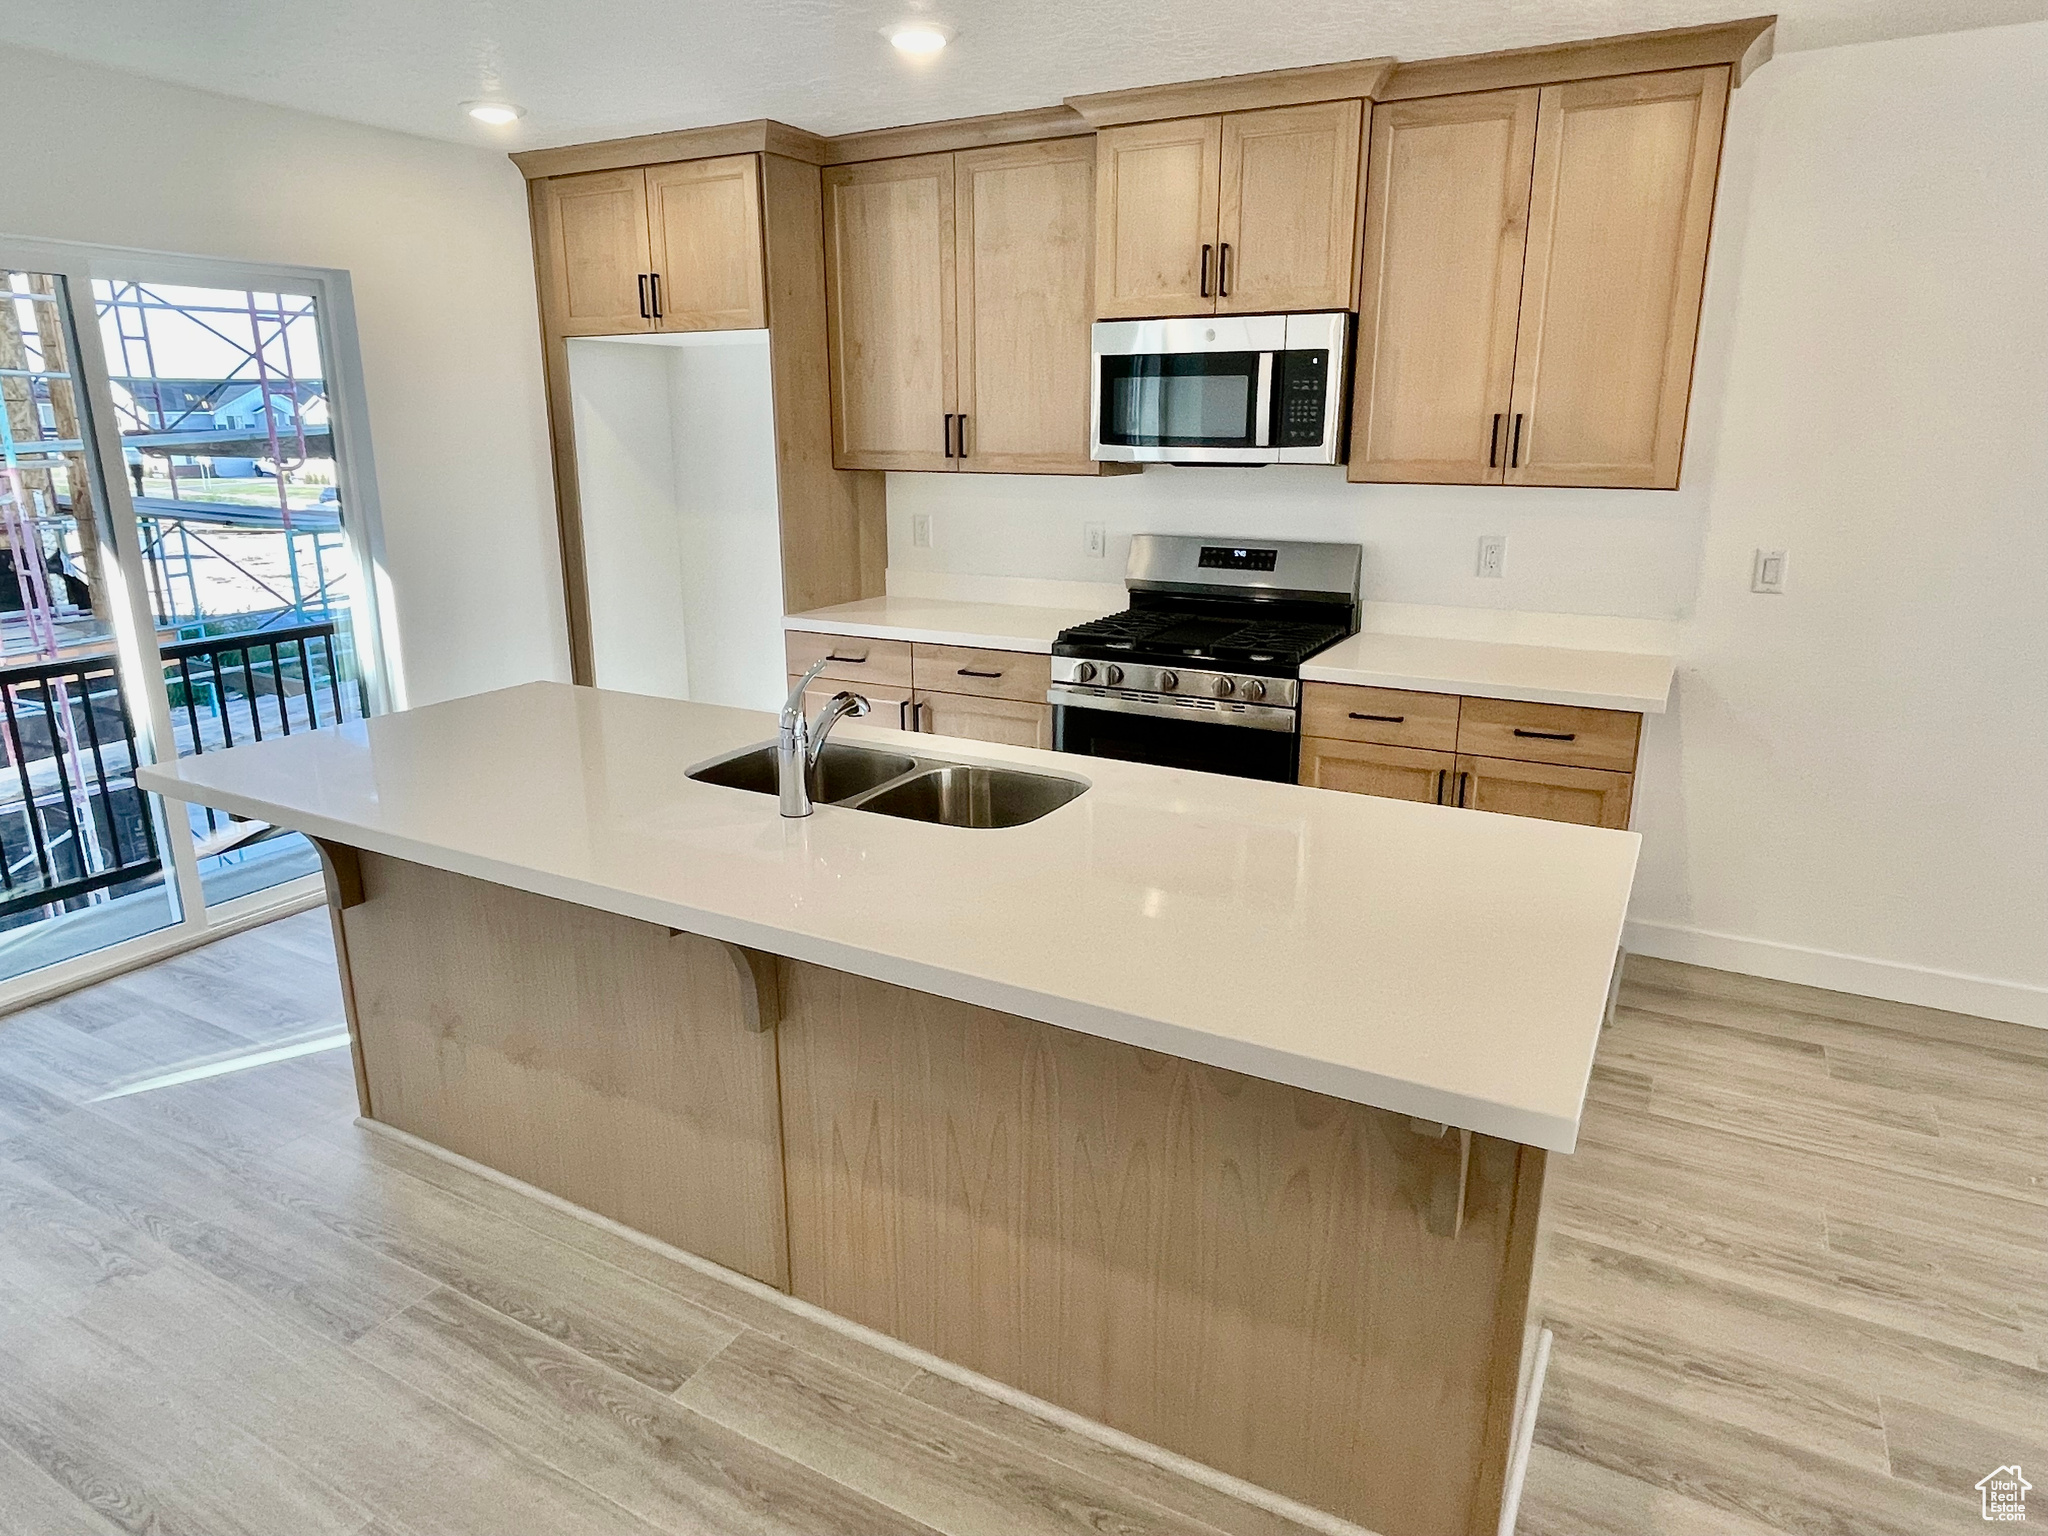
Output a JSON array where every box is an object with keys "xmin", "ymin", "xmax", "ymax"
[
  {"xmin": 910, "ymin": 513, "xmax": 932, "ymax": 550},
  {"xmin": 1084, "ymin": 522, "xmax": 1107, "ymax": 559},
  {"xmin": 1751, "ymin": 548, "xmax": 1787, "ymax": 593},
  {"xmin": 1477, "ymin": 535, "xmax": 1506, "ymax": 579}
]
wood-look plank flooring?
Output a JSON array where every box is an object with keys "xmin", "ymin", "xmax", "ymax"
[{"xmin": 0, "ymin": 914, "xmax": 2040, "ymax": 1536}]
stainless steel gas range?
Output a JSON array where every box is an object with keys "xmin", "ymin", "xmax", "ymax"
[{"xmin": 1048, "ymin": 534, "xmax": 1362, "ymax": 782}]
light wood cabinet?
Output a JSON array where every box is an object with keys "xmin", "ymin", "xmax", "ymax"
[
  {"xmin": 1350, "ymin": 66, "xmax": 1729, "ymax": 489},
  {"xmin": 1096, "ymin": 102, "xmax": 1363, "ymax": 319},
  {"xmin": 644, "ymin": 157, "xmax": 768, "ymax": 331},
  {"xmin": 821, "ymin": 154, "xmax": 958, "ymax": 470},
  {"xmin": 535, "ymin": 159, "xmax": 766, "ymax": 338},
  {"xmin": 783, "ymin": 629, "xmax": 915, "ymax": 689},
  {"xmin": 954, "ymin": 140, "xmax": 1101, "ymax": 473},
  {"xmin": 1452, "ymin": 754, "xmax": 1635, "ymax": 829},
  {"xmin": 917, "ymin": 691, "xmax": 1054, "ymax": 749},
  {"xmin": 1301, "ymin": 683, "xmax": 1460, "ymax": 751},
  {"xmin": 1299, "ymin": 739, "xmax": 1453, "ymax": 803},
  {"xmin": 534, "ymin": 169, "xmax": 656, "ymax": 336},
  {"xmin": 1349, "ymin": 90, "xmax": 1538, "ymax": 484},
  {"xmin": 789, "ymin": 673, "xmax": 914, "ymax": 731},
  {"xmin": 825, "ymin": 141, "xmax": 1105, "ymax": 475},
  {"xmin": 1505, "ymin": 68, "xmax": 1727, "ymax": 487},
  {"xmin": 1455, "ymin": 696, "xmax": 1640, "ymax": 772}
]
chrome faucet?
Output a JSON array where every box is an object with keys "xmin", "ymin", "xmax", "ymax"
[{"xmin": 778, "ymin": 659, "xmax": 871, "ymax": 817}]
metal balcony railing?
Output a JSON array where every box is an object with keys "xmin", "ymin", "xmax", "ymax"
[{"xmin": 0, "ymin": 619, "xmax": 363, "ymax": 921}]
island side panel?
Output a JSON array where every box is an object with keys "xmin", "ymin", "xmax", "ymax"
[
  {"xmin": 775, "ymin": 960, "xmax": 1543, "ymax": 1536},
  {"xmin": 332, "ymin": 853, "xmax": 790, "ymax": 1288}
]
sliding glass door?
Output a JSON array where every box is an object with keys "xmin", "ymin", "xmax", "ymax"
[{"xmin": 0, "ymin": 242, "xmax": 390, "ymax": 996}]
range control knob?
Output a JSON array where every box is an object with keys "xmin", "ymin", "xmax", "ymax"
[
  {"xmin": 1241, "ymin": 678, "xmax": 1267, "ymax": 702},
  {"xmin": 1103, "ymin": 664, "xmax": 1124, "ymax": 686},
  {"xmin": 1213, "ymin": 675, "xmax": 1237, "ymax": 697},
  {"xmin": 1158, "ymin": 670, "xmax": 1179, "ymax": 691},
  {"xmin": 1075, "ymin": 661, "xmax": 1098, "ymax": 683}
]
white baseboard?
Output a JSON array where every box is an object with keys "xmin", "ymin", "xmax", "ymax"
[{"xmin": 1621, "ymin": 919, "xmax": 2047, "ymax": 1030}]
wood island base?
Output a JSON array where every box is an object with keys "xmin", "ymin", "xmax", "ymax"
[{"xmin": 318, "ymin": 843, "xmax": 1546, "ymax": 1536}]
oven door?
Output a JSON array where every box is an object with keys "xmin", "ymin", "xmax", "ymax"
[
  {"xmin": 1052, "ymin": 696, "xmax": 1299, "ymax": 783},
  {"xmin": 1091, "ymin": 315, "xmax": 1286, "ymax": 464}
]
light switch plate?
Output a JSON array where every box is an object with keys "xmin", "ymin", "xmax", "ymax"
[
  {"xmin": 910, "ymin": 513, "xmax": 932, "ymax": 549},
  {"xmin": 1751, "ymin": 548, "xmax": 1787, "ymax": 593},
  {"xmin": 1477, "ymin": 535, "xmax": 1506, "ymax": 579}
]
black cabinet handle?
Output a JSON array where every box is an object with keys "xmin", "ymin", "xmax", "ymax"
[
  {"xmin": 1349, "ymin": 712, "xmax": 1405, "ymax": 723},
  {"xmin": 637, "ymin": 273, "xmax": 651, "ymax": 320},
  {"xmin": 1199, "ymin": 244, "xmax": 1213, "ymax": 298},
  {"xmin": 1218, "ymin": 242, "xmax": 1231, "ymax": 297},
  {"xmin": 957, "ymin": 413, "xmax": 968, "ymax": 459},
  {"xmin": 649, "ymin": 272, "xmax": 662, "ymax": 320},
  {"xmin": 1489, "ymin": 413, "xmax": 1502, "ymax": 468},
  {"xmin": 957, "ymin": 667, "xmax": 1003, "ymax": 679},
  {"xmin": 1510, "ymin": 413, "xmax": 1525, "ymax": 468},
  {"xmin": 1457, "ymin": 771, "xmax": 1471, "ymax": 807},
  {"xmin": 1513, "ymin": 728, "xmax": 1576, "ymax": 742},
  {"xmin": 824, "ymin": 650, "xmax": 869, "ymax": 664},
  {"xmin": 943, "ymin": 413, "xmax": 956, "ymax": 458},
  {"xmin": 1434, "ymin": 768, "xmax": 1447, "ymax": 804}
]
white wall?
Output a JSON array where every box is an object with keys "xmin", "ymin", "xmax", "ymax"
[
  {"xmin": 0, "ymin": 43, "xmax": 567, "ymax": 705},
  {"xmin": 570, "ymin": 333, "xmax": 787, "ymax": 712},
  {"xmin": 889, "ymin": 23, "xmax": 2048, "ymax": 1025}
]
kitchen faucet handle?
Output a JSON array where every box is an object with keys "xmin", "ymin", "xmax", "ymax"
[{"xmin": 783, "ymin": 658, "xmax": 832, "ymax": 722}]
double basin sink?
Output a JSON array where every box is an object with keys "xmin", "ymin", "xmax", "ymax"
[{"xmin": 688, "ymin": 742, "xmax": 1087, "ymax": 829}]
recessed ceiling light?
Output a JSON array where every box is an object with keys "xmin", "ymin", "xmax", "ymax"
[
  {"xmin": 884, "ymin": 22, "xmax": 952, "ymax": 56},
  {"xmin": 463, "ymin": 100, "xmax": 526, "ymax": 126}
]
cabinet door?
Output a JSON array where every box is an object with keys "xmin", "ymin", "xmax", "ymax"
[
  {"xmin": 646, "ymin": 155, "xmax": 767, "ymax": 331},
  {"xmin": 534, "ymin": 169, "xmax": 653, "ymax": 336},
  {"xmin": 1299, "ymin": 738, "xmax": 1453, "ymax": 803},
  {"xmin": 955, "ymin": 140, "xmax": 1100, "ymax": 474},
  {"xmin": 822, "ymin": 155, "xmax": 958, "ymax": 470},
  {"xmin": 1094, "ymin": 117, "xmax": 1222, "ymax": 319},
  {"xmin": 917, "ymin": 691, "xmax": 1054, "ymax": 750},
  {"xmin": 1505, "ymin": 67, "xmax": 1729, "ymax": 489},
  {"xmin": 1215, "ymin": 101, "xmax": 1363, "ymax": 315},
  {"xmin": 790, "ymin": 674, "xmax": 915, "ymax": 731},
  {"xmin": 1348, "ymin": 90, "xmax": 1538, "ymax": 484},
  {"xmin": 1453, "ymin": 754, "xmax": 1633, "ymax": 829}
]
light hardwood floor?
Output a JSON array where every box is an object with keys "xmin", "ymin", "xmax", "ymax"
[{"xmin": 0, "ymin": 913, "xmax": 2041, "ymax": 1536}]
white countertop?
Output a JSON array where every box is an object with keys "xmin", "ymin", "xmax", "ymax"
[
  {"xmin": 1303, "ymin": 632, "xmax": 1675, "ymax": 713},
  {"xmin": 138, "ymin": 683, "xmax": 1641, "ymax": 1151},
  {"xmin": 785, "ymin": 596, "xmax": 1108, "ymax": 653}
]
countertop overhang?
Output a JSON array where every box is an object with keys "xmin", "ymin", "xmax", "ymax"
[{"xmin": 137, "ymin": 682, "xmax": 1640, "ymax": 1151}]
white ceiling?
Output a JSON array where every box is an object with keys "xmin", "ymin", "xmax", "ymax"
[{"xmin": 3, "ymin": 0, "xmax": 2042, "ymax": 151}]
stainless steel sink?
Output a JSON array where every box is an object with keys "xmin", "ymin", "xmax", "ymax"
[
  {"xmin": 688, "ymin": 742, "xmax": 917, "ymax": 802},
  {"xmin": 688, "ymin": 741, "xmax": 1086, "ymax": 828},
  {"xmin": 847, "ymin": 765, "xmax": 1088, "ymax": 829}
]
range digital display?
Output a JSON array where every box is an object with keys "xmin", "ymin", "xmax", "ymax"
[{"xmin": 1197, "ymin": 546, "xmax": 1278, "ymax": 572}]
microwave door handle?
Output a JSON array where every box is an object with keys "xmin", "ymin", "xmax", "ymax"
[{"xmin": 1254, "ymin": 352, "xmax": 1274, "ymax": 448}]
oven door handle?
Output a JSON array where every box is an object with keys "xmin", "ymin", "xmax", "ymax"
[{"xmin": 1254, "ymin": 351, "xmax": 1275, "ymax": 449}]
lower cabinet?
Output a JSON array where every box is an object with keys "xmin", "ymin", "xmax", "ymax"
[
  {"xmin": 1453, "ymin": 753, "xmax": 1634, "ymax": 829},
  {"xmin": 918, "ymin": 690, "xmax": 1053, "ymax": 748},
  {"xmin": 789, "ymin": 673, "xmax": 914, "ymax": 730},
  {"xmin": 1299, "ymin": 738, "xmax": 1453, "ymax": 803},
  {"xmin": 786, "ymin": 631, "xmax": 1053, "ymax": 749}
]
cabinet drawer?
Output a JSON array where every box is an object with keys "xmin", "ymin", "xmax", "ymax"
[
  {"xmin": 1455, "ymin": 697, "xmax": 1640, "ymax": 772},
  {"xmin": 1301, "ymin": 683, "xmax": 1459, "ymax": 750},
  {"xmin": 790, "ymin": 675, "xmax": 913, "ymax": 731},
  {"xmin": 911, "ymin": 643, "xmax": 1051, "ymax": 704},
  {"xmin": 785, "ymin": 630, "xmax": 914, "ymax": 689}
]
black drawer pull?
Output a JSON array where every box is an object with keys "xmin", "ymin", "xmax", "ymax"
[
  {"xmin": 1513, "ymin": 728, "xmax": 1576, "ymax": 741},
  {"xmin": 1488, "ymin": 413, "xmax": 1502, "ymax": 469},
  {"xmin": 956, "ymin": 667, "xmax": 1004, "ymax": 679},
  {"xmin": 1199, "ymin": 244, "xmax": 1213, "ymax": 298},
  {"xmin": 824, "ymin": 650, "xmax": 870, "ymax": 664},
  {"xmin": 1350, "ymin": 711, "xmax": 1405, "ymax": 723}
]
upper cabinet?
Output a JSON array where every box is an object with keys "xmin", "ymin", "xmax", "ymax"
[
  {"xmin": 1095, "ymin": 101, "xmax": 1363, "ymax": 319},
  {"xmin": 823, "ymin": 138, "xmax": 1106, "ymax": 475},
  {"xmin": 1350, "ymin": 67, "xmax": 1729, "ymax": 489},
  {"xmin": 534, "ymin": 156, "xmax": 766, "ymax": 337}
]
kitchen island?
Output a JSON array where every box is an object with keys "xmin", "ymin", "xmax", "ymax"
[{"xmin": 139, "ymin": 681, "xmax": 1639, "ymax": 1536}]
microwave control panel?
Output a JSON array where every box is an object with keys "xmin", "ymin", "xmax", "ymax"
[{"xmin": 1274, "ymin": 350, "xmax": 1329, "ymax": 447}]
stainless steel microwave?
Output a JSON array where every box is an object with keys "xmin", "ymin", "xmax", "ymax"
[{"xmin": 1090, "ymin": 311, "xmax": 1350, "ymax": 466}]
